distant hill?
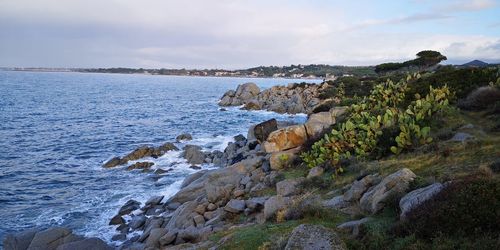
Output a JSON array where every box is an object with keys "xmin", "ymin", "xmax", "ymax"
[{"xmin": 461, "ymin": 60, "xmax": 489, "ymax": 67}]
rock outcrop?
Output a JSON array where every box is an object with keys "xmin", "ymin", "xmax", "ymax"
[
  {"xmin": 219, "ymin": 82, "xmax": 330, "ymax": 114},
  {"xmin": 3, "ymin": 227, "xmax": 111, "ymax": 250},
  {"xmin": 219, "ymin": 83, "xmax": 260, "ymax": 106},
  {"xmin": 103, "ymin": 142, "xmax": 178, "ymax": 168}
]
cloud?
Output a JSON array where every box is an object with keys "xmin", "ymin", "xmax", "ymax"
[{"xmin": 0, "ymin": 0, "xmax": 498, "ymax": 68}]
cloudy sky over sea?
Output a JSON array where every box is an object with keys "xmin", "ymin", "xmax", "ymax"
[{"xmin": 0, "ymin": 0, "xmax": 499, "ymax": 68}]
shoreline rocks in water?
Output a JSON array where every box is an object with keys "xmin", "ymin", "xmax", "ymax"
[
  {"xmin": 103, "ymin": 142, "xmax": 179, "ymax": 168},
  {"xmin": 219, "ymin": 82, "xmax": 330, "ymax": 114}
]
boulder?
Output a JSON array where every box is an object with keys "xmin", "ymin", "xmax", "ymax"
[
  {"xmin": 56, "ymin": 238, "xmax": 112, "ymax": 250},
  {"xmin": 182, "ymin": 145, "xmax": 206, "ymax": 165},
  {"xmin": 307, "ymin": 166, "xmax": 324, "ymax": 179},
  {"xmin": 399, "ymin": 183, "xmax": 444, "ymax": 220},
  {"xmin": 165, "ymin": 201, "xmax": 198, "ymax": 230},
  {"xmin": 263, "ymin": 195, "xmax": 291, "ymax": 220},
  {"xmin": 343, "ymin": 174, "xmax": 380, "ymax": 202},
  {"xmin": 144, "ymin": 228, "xmax": 168, "ymax": 248},
  {"xmin": 359, "ymin": 168, "xmax": 416, "ymax": 215},
  {"xmin": 449, "ymin": 132, "xmax": 474, "ymax": 142},
  {"xmin": 263, "ymin": 125, "xmax": 308, "ymax": 153},
  {"xmin": 219, "ymin": 83, "xmax": 260, "ymax": 106},
  {"xmin": 118, "ymin": 200, "xmax": 141, "ymax": 215},
  {"xmin": 253, "ymin": 119, "xmax": 278, "ymax": 142},
  {"xmin": 109, "ymin": 214, "xmax": 125, "ymax": 225},
  {"xmin": 159, "ymin": 231, "xmax": 177, "ymax": 246},
  {"xmin": 168, "ymin": 157, "xmax": 263, "ymax": 205},
  {"xmin": 269, "ymin": 147, "xmax": 301, "ymax": 170},
  {"xmin": 180, "ymin": 170, "xmax": 208, "ymax": 189},
  {"xmin": 276, "ymin": 178, "xmax": 304, "ymax": 197},
  {"xmin": 129, "ymin": 215, "xmax": 147, "ymax": 230},
  {"xmin": 337, "ymin": 217, "xmax": 371, "ymax": 237},
  {"xmin": 146, "ymin": 195, "xmax": 165, "ymax": 206},
  {"xmin": 304, "ymin": 111, "xmax": 335, "ymax": 139},
  {"xmin": 285, "ymin": 224, "xmax": 346, "ymax": 250},
  {"xmin": 27, "ymin": 227, "xmax": 72, "ymax": 249},
  {"xmin": 3, "ymin": 229, "xmax": 38, "ymax": 250},
  {"xmin": 176, "ymin": 133, "xmax": 193, "ymax": 142},
  {"xmin": 224, "ymin": 199, "xmax": 246, "ymax": 213}
]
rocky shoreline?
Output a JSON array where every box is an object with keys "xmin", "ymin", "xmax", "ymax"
[{"xmin": 3, "ymin": 82, "xmax": 452, "ymax": 250}]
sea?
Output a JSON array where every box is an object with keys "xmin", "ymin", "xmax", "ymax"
[{"xmin": 0, "ymin": 71, "xmax": 320, "ymax": 245}]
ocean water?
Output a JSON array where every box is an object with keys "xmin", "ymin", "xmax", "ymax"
[{"xmin": 0, "ymin": 71, "xmax": 319, "ymax": 244}]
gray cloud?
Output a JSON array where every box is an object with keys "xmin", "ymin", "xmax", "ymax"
[{"xmin": 0, "ymin": 0, "xmax": 498, "ymax": 68}]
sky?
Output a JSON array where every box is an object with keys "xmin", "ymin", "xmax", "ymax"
[{"xmin": 0, "ymin": 0, "xmax": 499, "ymax": 69}]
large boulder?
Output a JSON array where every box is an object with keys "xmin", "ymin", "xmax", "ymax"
[
  {"xmin": 343, "ymin": 174, "xmax": 381, "ymax": 202},
  {"xmin": 263, "ymin": 125, "xmax": 308, "ymax": 153},
  {"xmin": 252, "ymin": 119, "xmax": 278, "ymax": 143},
  {"xmin": 176, "ymin": 133, "xmax": 193, "ymax": 142},
  {"xmin": 219, "ymin": 83, "xmax": 260, "ymax": 106},
  {"xmin": 224, "ymin": 199, "xmax": 246, "ymax": 213},
  {"xmin": 168, "ymin": 157, "xmax": 264, "ymax": 204},
  {"xmin": 359, "ymin": 168, "xmax": 416, "ymax": 214},
  {"xmin": 276, "ymin": 178, "xmax": 304, "ymax": 197},
  {"xmin": 182, "ymin": 145, "xmax": 206, "ymax": 165},
  {"xmin": 3, "ymin": 229, "xmax": 38, "ymax": 250},
  {"xmin": 263, "ymin": 195, "xmax": 291, "ymax": 220},
  {"xmin": 304, "ymin": 107, "xmax": 346, "ymax": 139},
  {"xmin": 285, "ymin": 224, "xmax": 346, "ymax": 250},
  {"xmin": 399, "ymin": 183, "xmax": 444, "ymax": 220}
]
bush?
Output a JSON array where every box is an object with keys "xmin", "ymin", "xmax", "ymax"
[
  {"xmin": 401, "ymin": 176, "xmax": 500, "ymax": 238},
  {"xmin": 302, "ymin": 74, "xmax": 451, "ymax": 174},
  {"xmin": 458, "ymin": 86, "xmax": 500, "ymax": 110}
]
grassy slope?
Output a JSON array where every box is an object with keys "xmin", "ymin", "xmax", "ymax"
[{"xmin": 213, "ymin": 109, "xmax": 499, "ymax": 250}]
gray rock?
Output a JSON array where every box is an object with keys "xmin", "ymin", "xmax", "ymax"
[
  {"xmin": 145, "ymin": 228, "xmax": 168, "ymax": 248},
  {"xmin": 176, "ymin": 133, "xmax": 193, "ymax": 142},
  {"xmin": 343, "ymin": 174, "xmax": 380, "ymax": 202},
  {"xmin": 337, "ymin": 218, "xmax": 371, "ymax": 237},
  {"xmin": 322, "ymin": 195, "xmax": 360, "ymax": 215},
  {"xmin": 56, "ymin": 238, "xmax": 112, "ymax": 250},
  {"xmin": 27, "ymin": 227, "xmax": 72, "ymax": 249},
  {"xmin": 159, "ymin": 231, "xmax": 177, "ymax": 246},
  {"xmin": 253, "ymin": 119, "xmax": 278, "ymax": 142},
  {"xmin": 276, "ymin": 178, "xmax": 304, "ymax": 197},
  {"xmin": 399, "ymin": 183, "xmax": 444, "ymax": 220},
  {"xmin": 3, "ymin": 229, "xmax": 38, "ymax": 250},
  {"xmin": 263, "ymin": 195, "xmax": 291, "ymax": 220},
  {"xmin": 307, "ymin": 166, "xmax": 324, "ymax": 179},
  {"xmin": 224, "ymin": 199, "xmax": 246, "ymax": 213},
  {"xmin": 146, "ymin": 195, "xmax": 164, "ymax": 206},
  {"xmin": 285, "ymin": 224, "xmax": 346, "ymax": 250},
  {"xmin": 180, "ymin": 170, "xmax": 208, "ymax": 189},
  {"xmin": 359, "ymin": 168, "xmax": 416, "ymax": 215},
  {"xmin": 450, "ymin": 132, "xmax": 474, "ymax": 142},
  {"xmin": 129, "ymin": 215, "xmax": 147, "ymax": 230},
  {"xmin": 109, "ymin": 214, "xmax": 125, "ymax": 225},
  {"xmin": 166, "ymin": 201, "xmax": 198, "ymax": 230},
  {"xmin": 119, "ymin": 199, "xmax": 141, "ymax": 215},
  {"xmin": 182, "ymin": 145, "xmax": 206, "ymax": 165},
  {"xmin": 193, "ymin": 215, "xmax": 206, "ymax": 227}
]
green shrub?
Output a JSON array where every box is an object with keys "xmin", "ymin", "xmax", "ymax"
[
  {"xmin": 401, "ymin": 176, "xmax": 500, "ymax": 238},
  {"xmin": 301, "ymin": 74, "xmax": 451, "ymax": 174}
]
